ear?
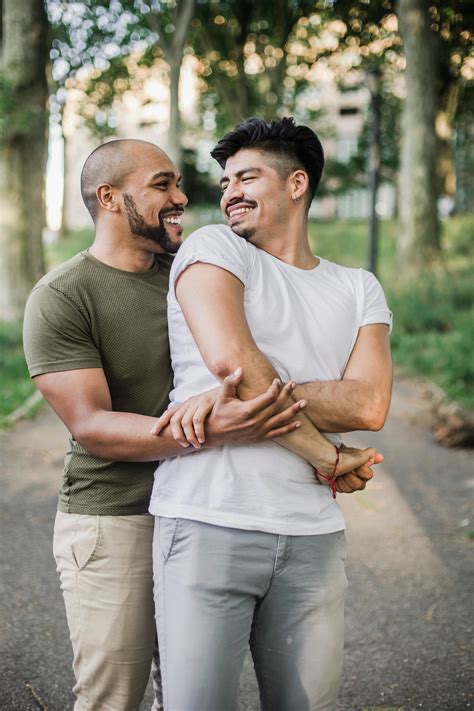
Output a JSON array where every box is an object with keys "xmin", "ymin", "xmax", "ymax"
[
  {"xmin": 290, "ymin": 170, "xmax": 309, "ymax": 203},
  {"xmin": 96, "ymin": 184, "xmax": 120, "ymax": 213}
]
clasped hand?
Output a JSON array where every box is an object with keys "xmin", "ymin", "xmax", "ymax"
[{"xmin": 150, "ymin": 367, "xmax": 303, "ymax": 448}]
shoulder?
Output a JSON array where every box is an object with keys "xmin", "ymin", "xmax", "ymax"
[
  {"xmin": 173, "ymin": 224, "xmax": 254, "ymax": 271},
  {"xmin": 31, "ymin": 252, "xmax": 88, "ymax": 292},
  {"xmin": 181, "ymin": 224, "xmax": 251, "ymax": 254},
  {"xmin": 169, "ymin": 224, "xmax": 254, "ymax": 292},
  {"xmin": 25, "ymin": 253, "xmax": 90, "ymax": 313},
  {"xmin": 320, "ymin": 260, "xmax": 383, "ymax": 291},
  {"xmin": 318, "ymin": 258, "xmax": 364, "ymax": 288}
]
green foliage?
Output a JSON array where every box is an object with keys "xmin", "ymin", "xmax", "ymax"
[
  {"xmin": 182, "ymin": 150, "xmax": 222, "ymax": 205},
  {"xmin": 307, "ymin": 219, "xmax": 397, "ymax": 281},
  {"xmin": 48, "ymin": 229, "xmax": 95, "ymax": 267},
  {"xmin": 47, "ymin": 0, "xmax": 179, "ymax": 137},
  {"xmin": 386, "ymin": 218, "xmax": 473, "ymax": 407},
  {"xmin": 0, "ymin": 321, "xmax": 36, "ymax": 424},
  {"xmin": 443, "ymin": 213, "xmax": 474, "ymax": 257},
  {"xmin": 189, "ymin": 0, "xmax": 316, "ymax": 132}
]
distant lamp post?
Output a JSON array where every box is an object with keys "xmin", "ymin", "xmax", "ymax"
[{"xmin": 366, "ymin": 66, "xmax": 382, "ymax": 276}]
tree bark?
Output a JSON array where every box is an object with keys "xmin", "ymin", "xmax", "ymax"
[
  {"xmin": 397, "ymin": 0, "xmax": 441, "ymax": 269},
  {"xmin": 160, "ymin": 0, "xmax": 195, "ymax": 170},
  {"xmin": 0, "ymin": 0, "xmax": 48, "ymax": 319}
]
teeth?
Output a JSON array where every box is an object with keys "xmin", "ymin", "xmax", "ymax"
[
  {"xmin": 229, "ymin": 207, "xmax": 254, "ymax": 217},
  {"xmin": 164, "ymin": 216, "xmax": 182, "ymax": 225}
]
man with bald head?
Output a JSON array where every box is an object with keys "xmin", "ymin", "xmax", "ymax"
[{"xmin": 22, "ymin": 139, "xmax": 301, "ymax": 710}]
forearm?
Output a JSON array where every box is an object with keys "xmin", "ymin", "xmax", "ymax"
[
  {"xmin": 75, "ymin": 410, "xmax": 196, "ymax": 461},
  {"xmin": 293, "ymin": 379, "xmax": 385, "ymax": 433},
  {"xmin": 212, "ymin": 347, "xmax": 339, "ymax": 472},
  {"xmin": 296, "ymin": 323, "xmax": 393, "ymax": 432}
]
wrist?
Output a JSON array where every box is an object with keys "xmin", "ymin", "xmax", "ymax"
[
  {"xmin": 314, "ymin": 445, "xmax": 340, "ymax": 499},
  {"xmin": 312, "ymin": 446, "xmax": 338, "ymax": 477}
]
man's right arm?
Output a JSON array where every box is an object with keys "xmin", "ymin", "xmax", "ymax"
[{"xmin": 33, "ymin": 367, "xmax": 302, "ymax": 461}]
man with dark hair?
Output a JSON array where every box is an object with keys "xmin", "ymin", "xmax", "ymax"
[
  {"xmin": 22, "ymin": 138, "xmax": 305, "ymax": 711},
  {"xmin": 150, "ymin": 118, "xmax": 392, "ymax": 710}
]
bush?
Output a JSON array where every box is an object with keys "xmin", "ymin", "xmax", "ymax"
[
  {"xmin": 0, "ymin": 320, "xmax": 36, "ymax": 423},
  {"xmin": 388, "ymin": 268, "xmax": 473, "ymax": 407}
]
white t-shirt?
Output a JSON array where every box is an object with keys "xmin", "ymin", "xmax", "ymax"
[{"xmin": 149, "ymin": 224, "xmax": 392, "ymax": 535}]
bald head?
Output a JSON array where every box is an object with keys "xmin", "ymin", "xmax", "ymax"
[{"xmin": 80, "ymin": 139, "xmax": 168, "ymax": 222}]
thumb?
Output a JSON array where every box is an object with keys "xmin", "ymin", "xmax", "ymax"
[
  {"xmin": 218, "ymin": 367, "xmax": 242, "ymax": 400},
  {"xmin": 339, "ymin": 447, "xmax": 377, "ymax": 475}
]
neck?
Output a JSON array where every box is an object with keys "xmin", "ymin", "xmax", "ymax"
[
  {"xmin": 89, "ymin": 223, "xmax": 158, "ymax": 273},
  {"xmin": 253, "ymin": 214, "xmax": 319, "ymax": 270}
]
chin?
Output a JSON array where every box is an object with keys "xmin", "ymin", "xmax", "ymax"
[{"xmin": 230, "ymin": 224, "xmax": 256, "ymax": 242}]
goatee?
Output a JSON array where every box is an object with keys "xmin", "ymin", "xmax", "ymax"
[{"xmin": 123, "ymin": 193, "xmax": 181, "ymax": 253}]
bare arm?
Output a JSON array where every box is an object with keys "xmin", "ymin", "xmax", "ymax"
[
  {"xmin": 175, "ymin": 262, "xmax": 375, "ymax": 477},
  {"xmin": 293, "ymin": 324, "xmax": 393, "ymax": 433},
  {"xmin": 33, "ymin": 367, "xmax": 303, "ymax": 462}
]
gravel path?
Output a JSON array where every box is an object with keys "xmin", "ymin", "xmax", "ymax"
[{"xmin": 1, "ymin": 378, "xmax": 472, "ymax": 711}]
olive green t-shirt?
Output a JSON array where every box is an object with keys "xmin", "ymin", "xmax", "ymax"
[{"xmin": 23, "ymin": 251, "xmax": 174, "ymax": 515}]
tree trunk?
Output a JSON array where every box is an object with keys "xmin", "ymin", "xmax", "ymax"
[
  {"xmin": 397, "ymin": 0, "xmax": 440, "ymax": 269},
  {"xmin": 167, "ymin": 53, "xmax": 182, "ymax": 169},
  {"xmin": 0, "ymin": 0, "xmax": 48, "ymax": 319},
  {"xmin": 161, "ymin": 0, "xmax": 195, "ymax": 171},
  {"xmin": 59, "ymin": 127, "xmax": 69, "ymax": 238}
]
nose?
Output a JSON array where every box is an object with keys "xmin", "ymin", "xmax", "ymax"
[
  {"xmin": 221, "ymin": 181, "xmax": 243, "ymax": 212},
  {"xmin": 172, "ymin": 186, "xmax": 188, "ymax": 207}
]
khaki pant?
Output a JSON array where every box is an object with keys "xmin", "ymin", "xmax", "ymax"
[{"xmin": 53, "ymin": 511, "xmax": 161, "ymax": 711}]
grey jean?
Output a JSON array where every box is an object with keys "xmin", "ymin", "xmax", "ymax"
[{"xmin": 153, "ymin": 517, "xmax": 347, "ymax": 711}]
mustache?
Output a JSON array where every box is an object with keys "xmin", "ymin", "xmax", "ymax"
[
  {"xmin": 160, "ymin": 207, "xmax": 184, "ymax": 217},
  {"xmin": 226, "ymin": 200, "xmax": 257, "ymax": 215}
]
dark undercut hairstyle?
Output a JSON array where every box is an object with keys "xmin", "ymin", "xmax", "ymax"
[
  {"xmin": 80, "ymin": 139, "xmax": 152, "ymax": 222},
  {"xmin": 210, "ymin": 117, "xmax": 325, "ymax": 206}
]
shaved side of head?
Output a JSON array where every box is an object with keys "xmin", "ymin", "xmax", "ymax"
[{"xmin": 80, "ymin": 139, "xmax": 164, "ymax": 222}]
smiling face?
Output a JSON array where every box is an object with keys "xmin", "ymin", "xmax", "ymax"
[
  {"xmin": 117, "ymin": 145, "xmax": 188, "ymax": 253},
  {"xmin": 220, "ymin": 148, "xmax": 291, "ymax": 244}
]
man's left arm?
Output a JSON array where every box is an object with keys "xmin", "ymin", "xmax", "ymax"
[{"xmin": 293, "ymin": 323, "xmax": 392, "ymax": 433}]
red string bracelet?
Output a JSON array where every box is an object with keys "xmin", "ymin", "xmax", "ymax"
[{"xmin": 316, "ymin": 445, "xmax": 340, "ymax": 499}]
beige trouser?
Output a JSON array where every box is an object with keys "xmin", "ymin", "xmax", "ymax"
[{"xmin": 53, "ymin": 511, "xmax": 161, "ymax": 711}]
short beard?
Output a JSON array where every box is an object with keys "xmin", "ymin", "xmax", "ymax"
[
  {"xmin": 122, "ymin": 193, "xmax": 180, "ymax": 254},
  {"xmin": 230, "ymin": 225, "xmax": 256, "ymax": 242}
]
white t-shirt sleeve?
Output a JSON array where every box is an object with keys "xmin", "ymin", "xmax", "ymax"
[
  {"xmin": 359, "ymin": 270, "xmax": 393, "ymax": 333},
  {"xmin": 170, "ymin": 225, "xmax": 253, "ymax": 297}
]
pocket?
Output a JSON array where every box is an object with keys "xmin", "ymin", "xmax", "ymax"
[
  {"xmin": 158, "ymin": 517, "xmax": 181, "ymax": 564},
  {"xmin": 70, "ymin": 516, "xmax": 101, "ymax": 571}
]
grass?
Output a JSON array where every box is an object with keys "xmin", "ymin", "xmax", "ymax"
[
  {"xmin": 1, "ymin": 214, "xmax": 473, "ymax": 424},
  {"xmin": 0, "ymin": 320, "xmax": 39, "ymax": 422}
]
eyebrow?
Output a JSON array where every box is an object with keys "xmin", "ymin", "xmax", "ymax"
[
  {"xmin": 219, "ymin": 167, "xmax": 263, "ymax": 187},
  {"xmin": 149, "ymin": 171, "xmax": 182, "ymax": 182}
]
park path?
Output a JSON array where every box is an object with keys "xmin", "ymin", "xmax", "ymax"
[{"xmin": 1, "ymin": 378, "xmax": 472, "ymax": 711}]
